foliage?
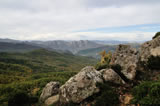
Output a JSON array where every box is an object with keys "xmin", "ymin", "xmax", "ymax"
[
  {"xmin": 95, "ymin": 62, "xmax": 109, "ymax": 70},
  {"xmin": 0, "ymin": 49, "xmax": 97, "ymax": 105},
  {"xmin": 152, "ymin": 32, "xmax": 160, "ymax": 39},
  {"xmin": 94, "ymin": 83, "xmax": 119, "ymax": 106},
  {"xmin": 147, "ymin": 55, "xmax": 160, "ymax": 70},
  {"xmin": 95, "ymin": 51, "xmax": 112, "ymax": 70},
  {"xmin": 8, "ymin": 90, "xmax": 35, "ymax": 106},
  {"xmin": 131, "ymin": 81, "xmax": 160, "ymax": 105},
  {"xmin": 77, "ymin": 45, "xmax": 116, "ymax": 59}
]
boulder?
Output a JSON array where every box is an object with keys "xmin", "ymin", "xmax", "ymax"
[
  {"xmin": 139, "ymin": 36, "xmax": 160, "ymax": 63},
  {"xmin": 111, "ymin": 45, "xmax": 138, "ymax": 80},
  {"xmin": 100, "ymin": 69, "xmax": 125, "ymax": 84},
  {"xmin": 40, "ymin": 81, "xmax": 60, "ymax": 102},
  {"xmin": 44, "ymin": 95, "xmax": 59, "ymax": 106},
  {"xmin": 59, "ymin": 66, "xmax": 103, "ymax": 104}
]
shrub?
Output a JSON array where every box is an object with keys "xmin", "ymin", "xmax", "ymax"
[
  {"xmin": 95, "ymin": 83, "xmax": 119, "ymax": 106},
  {"xmin": 152, "ymin": 32, "xmax": 160, "ymax": 39},
  {"xmin": 95, "ymin": 51, "xmax": 112, "ymax": 70},
  {"xmin": 95, "ymin": 62, "xmax": 109, "ymax": 70},
  {"xmin": 147, "ymin": 55, "xmax": 160, "ymax": 70},
  {"xmin": 8, "ymin": 90, "xmax": 38, "ymax": 106},
  {"xmin": 131, "ymin": 81, "xmax": 160, "ymax": 105},
  {"xmin": 8, "ymin": 90, "xmax": 30, "ymax": 106}
]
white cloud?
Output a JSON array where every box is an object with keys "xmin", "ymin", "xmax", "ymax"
[{"xmin": 0, "ymin": 0, "xmax": 159, "ymax": 40}]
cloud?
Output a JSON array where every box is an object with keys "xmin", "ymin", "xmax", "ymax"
[{"xmin": 0, "ymin": 0, "xmax": 159, "ymax": 41}]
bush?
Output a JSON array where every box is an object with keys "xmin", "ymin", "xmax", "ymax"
[
  {"xmin": 95, "ymin": 83, "xmax": 119, "ymax": 106},
  {"xmin": 131, "ymin": 81, "xmax": 160, "ymax": 105},
  {"xmin": 147, "ymin": 56, "xmax": 160, "ymax": 70},
  {"xmin": 8, "ymin": 90, "xmax": 30, "ymax": 106},
  {"xmin": 95, "ymin": 51, "xmax": 112, "ymax": 70},
  {"xmin": 8, "ymin": 90, "xmax": 38, "ymax": 106},
  {"xmin": 152, "ymin": 32, "xmax": 160, "ymax": 39},
  {"xmin": 95, "ymin": 62, "xmax": 109, "ymax": 70}
]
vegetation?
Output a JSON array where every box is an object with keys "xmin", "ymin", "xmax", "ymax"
[
  {"xmin": 77, "ymin": 45, "xmax": 116, "ymax": 58},
  {"xmin": 94, "ymin": 83, "xmax": 119, "ymax": 106},
  {"xmin": 95, "ymin": 51, "xmax": 112, "ymax": 70},
  {"xmin": 0, "ymin": 49, "xmax": 97, "ymax": 106},
  {"xmin": 147, "ymin": 55, "xmax": 160, "ymax": 70},
  {"xmin": 152, "ymin": 32, "xmax": 160, "ymax": 39},
  {"xmin": 131, "ymin": 81, "xmax": 160, "ymax": 105}
]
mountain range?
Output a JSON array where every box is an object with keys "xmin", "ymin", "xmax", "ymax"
[{"xmin": 0, "ymin": 38, "xmax": 141, "ymax": 58}]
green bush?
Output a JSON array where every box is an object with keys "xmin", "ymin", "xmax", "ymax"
[
  {"xmin": 152, "ymin": 32, "xmax": 160, "ymax": 39},
  {"xmin": 131, "ymin": 81, "xmax": 160, "ymax": 105},
  {"xmin": 95, "ymin": 62, "xmax": 109, "ymax": 70},
  {"xmin": 8, "ymin": 90, "xmax": 30, "ymax": 106},
  {"xmin": 147, "ymin": 56, "xmax": 160, "ymax": 70},
  {"xmin": 94, "ymin": 83, "xmax": 119, "ymax": 106}
]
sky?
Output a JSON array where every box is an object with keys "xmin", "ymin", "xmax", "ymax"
[{"xmin": 0, "ymin": 0, "xmax": 160, "ymax": 41}]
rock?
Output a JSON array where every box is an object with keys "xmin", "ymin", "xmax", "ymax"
[
  {"xmin": 40, "ymin": 81, "xmax": 60, "ymax": 102},
  {"xmin": 139, "ymin": 36, "xmax": 160, "ymax": 63},
  {"xmin": 59, "ymin": 66, "xmax": 103, "ymax": 104},
  {"xmin": 100, "ymin": 69, "xmax": 125, "ymax": 84},
  {"xmin": 44, "ymin": 95, "xmax": 59, "ymax": 106},
  {"xmin": 120, "ymin": 93, "xmax": 133, "ymax": 105},
  {"xmin": 111, "ymin": 44, "xmax": 138, "ymax": 80}
]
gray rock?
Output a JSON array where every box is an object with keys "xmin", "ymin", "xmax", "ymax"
[
  {"xmin": 59, "ymin": 66, "xmax": 103, "ymax": 104},
  {"xmin": 139, "ymin": 36, "xmax": 160, "ymax": 63},
  {"xmin": 100, "ymin": 69, "xmax": 125, "ymax": 84},
  {"xmin": 40, "ymin": 81, "xmax": 60, "ymax": 102},
  {"xmin": 111, "ymin": 44, "xmax": 138, "ymax": 80},
  {"xmin": 44, "ymin": 95, "xmax": 59, "ymax": 106}
]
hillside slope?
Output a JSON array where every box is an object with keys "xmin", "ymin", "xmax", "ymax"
[
  {"xmin": 0, "ymin": 42, "xmax": 42, "ymax": 52},
  {"xmin": 0, "ymin": 49, "xmax": 97, "ymax": 106},
  {"xmin": 77, "ymin": 45, "xmax": 117, "ymax": 58}
]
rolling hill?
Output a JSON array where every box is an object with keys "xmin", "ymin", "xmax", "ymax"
[{"xmin": 0, "ymin": 49, "xmax": 97, "ymax": 105}]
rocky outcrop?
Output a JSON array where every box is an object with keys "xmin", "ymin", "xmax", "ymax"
[
  {"xmin": 40, "ymin": 67, "xmax": 126, "ymax": 105},
  {"xmin": 59, "ymin": 66, "xmax": 103, "ymax": 104},
  {"xmin": 111, "ymin": 45, "xmax": 138, "ymax": 80},
  {"xmin": 39, "ymin": 35, "xmax": 160, "ymax": 106},
  {"xmin": 100, "ymin": 69, "xmax": 125, "ymax": 84},
  {"xmin": 44, "ymin": 95, "xmax": 59, "ymax": 106},
  {"xmin": 139, "ymin": 36, "xmax": 160, "ymax": 63},
  {"xmin": 40, "ymin": 81, "xmax": 60, "ymax": 102}
]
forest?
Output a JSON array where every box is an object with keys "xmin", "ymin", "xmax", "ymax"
[{"xmin": 0, "ymin": 49, "xmax": 97, "ymax": 106}]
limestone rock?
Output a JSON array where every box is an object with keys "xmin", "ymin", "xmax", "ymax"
[
  {"xmin": 111, "ymin": 44, "xmax": 138, "ymax": 80},
  {"xmin": 139, "ymin": 36, "xmax": 160, "ymax": 63},
  {"xmin": 40, "ymin": 81, "xmax": 60, "ymax": 102},
  {"xmin": 44, "ymin": 95, "xmax": 59, "ymax": 106},
  {"xmin": 100, "ymin": 69, "xmax": 125, "ymax": 84},
  {"xmin": 59, "ymin": 66, "xmax": 103, "ymax": 104}
]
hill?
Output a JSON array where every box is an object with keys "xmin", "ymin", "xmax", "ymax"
[
  {"xmin": 77, "ymin": 43, "xmax": 140, "ymax": 58},
  {"xmin": 0, "ymin": 49, "xmax": 97, "ymax": 106},
  {"xmin": 28, "ymin": 40, "xmax": 103, "ymax": 54},
  {"xmin": 77, "ymin": 45, "xmax": 117, "ymax": 58},
  {"xmin": 0, "ymin": 42, "xmax": 42, "ymax": 52}
]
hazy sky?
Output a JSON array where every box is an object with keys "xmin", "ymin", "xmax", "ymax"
[{"xmin": 0, "ymin": 0, "xmax": 160, "ymax": 41}]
